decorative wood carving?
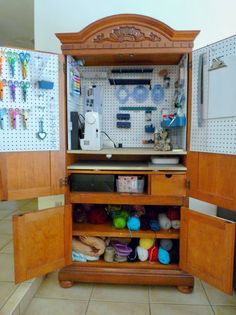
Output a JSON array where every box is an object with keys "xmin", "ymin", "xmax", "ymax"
[
  {"xmin": 56, "ymin": 14, "xmax": 199, "ymax": 65},
  {"xmin": 93, "ymin": 26, "xmax": 161, "ymax": 43}
]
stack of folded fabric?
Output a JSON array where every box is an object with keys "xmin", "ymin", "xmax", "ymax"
[
  {"xmin": 72, "ymin": 236, "xmax": 106, "ymax": 262},
  {"xmin": 112, "ymin": 242, "xmax": 132, "ymax": 262}
]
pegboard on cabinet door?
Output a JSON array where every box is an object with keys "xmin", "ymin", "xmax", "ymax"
[
  {"xmin": 0, "ymin": 47, "xmax": 60, "ymax": 152},
  {"xmin": 191, "ymin": 35, "xmax": 236, "ymax": 155},
  {"xmin": 79, "ymin": 64, "xmax": 186, "ymax": 148}
]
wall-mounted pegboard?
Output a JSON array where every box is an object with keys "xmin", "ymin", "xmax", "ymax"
[
  {"xmin": 0, "ymin": 47, "xmax": 60, "ymax": 152},
  {"xmin": 191, "ymin": 35, "xmax": 236, "ymax": 155},
  {"xmin": 67, "ymin": 56, "xmax": 188, "ymax": 150}
]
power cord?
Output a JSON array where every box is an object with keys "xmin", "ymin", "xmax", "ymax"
[{"xmin": 101, "ymin": 131, "xmax": 117, "ymax": 148}]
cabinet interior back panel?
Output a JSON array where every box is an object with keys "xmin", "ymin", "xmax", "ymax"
[
  {"xmin": 0, "ymin": 47, "xmax": 60, "ymax": 152},
  {"xmin": 191, "ymin": 35, "xmax": 236, "ymax": 155},
  {"xmin": 67, "ymin": 59, "xmax": 188, "ymax": 150}
]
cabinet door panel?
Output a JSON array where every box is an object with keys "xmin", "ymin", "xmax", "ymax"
[
  {"xmin": 180, "ymin": 207, "xmax": 235, "ymax": 294},
  {"xmin": 13, "ymin": 205, "xmax": 72, "ymax": 283},
  {"xmin": 0, "ymin": 55, "xmax": 66, "ymax": 201},
  {"xmin": 187, "ymin": 152, "xmax": 236, "ymax": 210}
]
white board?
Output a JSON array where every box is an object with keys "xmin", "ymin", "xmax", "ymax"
[{"xmin": 208, "ymin": 55, "xmax": 236, "ymax": 119}]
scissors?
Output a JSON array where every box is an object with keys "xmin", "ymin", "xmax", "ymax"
[{"xmin": 19, "ymin": 52, "xmax": 30, "ymax": 79}]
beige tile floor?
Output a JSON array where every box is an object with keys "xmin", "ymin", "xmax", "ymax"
[
  {"xmin": 0, "ymin": 208, "xmax": 19, "ymax": 310},
  {"xmin": 23, "ymin": 272, "xmax": 236, "ymax": 315}
]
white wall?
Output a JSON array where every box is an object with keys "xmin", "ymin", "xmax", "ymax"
[{"xmin": 35, "ymin": 0, "xmax": 236, "ymax": 53}]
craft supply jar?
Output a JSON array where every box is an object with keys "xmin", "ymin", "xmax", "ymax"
[{"xmin": 104, "ymin": 246, "xmax": 115, "ymax": 262}]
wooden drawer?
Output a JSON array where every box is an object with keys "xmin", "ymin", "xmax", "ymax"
[{"xmin": 150, "ymin": 174, "xmax": 186, "ymax": 196}]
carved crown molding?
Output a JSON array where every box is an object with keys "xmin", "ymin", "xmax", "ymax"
[{"xmin": 93, "ymin": 26, "xmax": 161, "ymax": 43}]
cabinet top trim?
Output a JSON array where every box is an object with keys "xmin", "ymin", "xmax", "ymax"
[{"xmin": 56, "ymin": 14, "xmax": 199, "ymax": 65}]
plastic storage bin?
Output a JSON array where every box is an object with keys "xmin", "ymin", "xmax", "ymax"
[
  {"xmin": 116, "ymin": 176, "xmax": 144, "ymax": 193},
  {"xmin": 161, "ymin": 116, "xmax": 186, "ymax": 128}
]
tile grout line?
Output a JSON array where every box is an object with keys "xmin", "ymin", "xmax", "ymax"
[
  {"xmin": 148, "ymin": 286, "xmax": 152, "ymax": 315},
  {"xmin": 85, "ymin": 284, "xmax": 95, "ymax": 315},
  {"xmin": 200, "ymin": 281, "xmax": 216, "ymax": 315}
]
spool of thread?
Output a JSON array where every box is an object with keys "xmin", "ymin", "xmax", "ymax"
[{"xmin": 104, "ymin": 246, "xmax": 115, "ymax": 262}]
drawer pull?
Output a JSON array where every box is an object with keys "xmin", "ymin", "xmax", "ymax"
[{"xmin": 165, "ymin": 174, "xmax": 173, "ymax": 179}]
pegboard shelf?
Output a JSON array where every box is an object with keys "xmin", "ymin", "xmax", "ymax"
[{"xmin": 67, "ymin": 148, "xmax": 187, "ymax": 155}]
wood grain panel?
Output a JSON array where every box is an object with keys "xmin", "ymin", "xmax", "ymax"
[
  {"xmin": 73, "ymin": 223, "xmax": 179, "ymax": 239},
  {"xmin": 151, "ymin": 174, "xmax": 186, "ymax": 196},
  {"xmin": 70, "ymin": 192, "xmax": 185, "ymax": 205},
  {"xmin": 187, "ymin": 152, "xmax": 236, "ymax": 210},
  {"xmin": 13, "ymin": 205, "xmax": 72, "ymax": 283},
  {"xmin": 180, "ymin": 207, "xmax": 235, "ymax": 294}
]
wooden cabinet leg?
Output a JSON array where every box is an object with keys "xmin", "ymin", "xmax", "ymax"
[
  {"xmin": 59, "ymin": 280, "xmax": 74, "ymax": 288},
  {"xmin": 177, "ymin": 286, "xmax": 193, "ymax": 294}
]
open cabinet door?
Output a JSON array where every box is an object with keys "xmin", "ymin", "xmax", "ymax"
[
  {"xmin": 180, "ymin": 207, "xmax": 235, "ymax": 294},
  {"xmin": 0, "ymin": 47, "xmax": 66, "ymax": 201},
  {"xmin": 13, "ymin": 205, "xmax": 72, "ymax": 283},
  {"xmin": 187, "ymin": 36, "xmax": 236, "ymax": 210}
]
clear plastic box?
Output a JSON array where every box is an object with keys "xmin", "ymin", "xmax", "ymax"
[{"xmin": 116, "ymin": 176, "xmax": 144, "ymax": 193}]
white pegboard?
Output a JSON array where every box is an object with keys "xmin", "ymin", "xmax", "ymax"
[
  {"xmin": 0, "ymin": 47, "xmax": 60, "ymax": 152},
  {"xmin": 191, "ymin": 35, "xmax": 236, "ymax": 155},
  {"xmin": 68, "ymin": 58, "xmax": 188, "ymax": 149}
]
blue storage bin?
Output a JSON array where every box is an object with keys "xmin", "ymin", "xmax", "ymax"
[
  {"xmin": 38, "ymin": 80, "xmax": 54, "ymax": 90},
  {"xmin": 161, "ymin": 116, "xmax": 186, "ymax": 128}
]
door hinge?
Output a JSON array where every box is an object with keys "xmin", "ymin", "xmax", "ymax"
[
  {"xmin": 186, "ymin": 179, "xmax": 191, "ymax": 190},
  {"xmin": 59, "ymin": 176, "xmax": 70, "ymax": 187}
]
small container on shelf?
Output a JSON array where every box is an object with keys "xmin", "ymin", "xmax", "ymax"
[{"xmin": 116, "ymin": 176, "xmax": 144, "ymax": 193}]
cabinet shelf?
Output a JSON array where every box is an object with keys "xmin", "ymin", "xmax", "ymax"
[
  {"xmin": 70, "ymin": 192, "xmax": 185, "ymax": 205},
  {"xmin": 67, "ymin": 148, "xmax": 187, "ymax": 156},
  {"xmin": 72, "ymin": 223, "xmax": 180, "ymax": 239},
  {"xmin": 72, "ymin": 260, "xmax": 179, "ymax": 270}
]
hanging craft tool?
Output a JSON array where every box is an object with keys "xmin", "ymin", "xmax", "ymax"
[
  {"xmin": 70, "ymin": 69, "xmax": 81, "ymax": 96},
  {"xmin": 0, "ymin": 80, "xmax": 6, "ymax": 101},
  {"xmin": 20, "ymin": 81, "xmax": 30, "ymax": 102},
  {"xmin": 9, "ymin": 108, "xmax": 19, "ymax": 129},
  {"xmin": 0, "ymin": 108, "xmax": 7, "ymax": 129},
  {"xmin": 151, "ymin": 84, "xmax": 164, "ymax": 104},
  {"xmin": 6, "ymin": 51, "xmax": 18, "ymax": 77},
  {"xmin": 37, "ymin": 119, "xmax": 47, "ymax": 140},
  {"xmin": 8, "ymin": 80, "xmax": 18, "ymax": 102},
  {"xmin": 119, "ymin": 106, "xmax": 157, "ymax": 111},
  {"xmin": 132, "ymin": 85, "xmax": 149, "ymax": 103},
  {"xmin": 0, "ymin": 52, "xmax": 4, "ymax": 76},
  {"xmin": 115, "ymin": 85, "xmax": 130, "ymax": 104},
  {"xmin": 21, "ymin": 109, "xmax": 30, "ymax": 129},
  {"xmin": 19, "ymin": 52, "xmax": 30, "ymax": 79}
]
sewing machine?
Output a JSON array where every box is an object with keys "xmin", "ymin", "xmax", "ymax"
[{"xmin": 80, "ymin": 111, "xmax": 102, "ymax": 150}]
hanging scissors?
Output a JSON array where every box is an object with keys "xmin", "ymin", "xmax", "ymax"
[
  {"xmin": 9, "ymin": 108, "xmax": 20, "ymax": 129},
  {"xmin": 20, "ymin": 81, "xmax": 30, "ymax": 102},
  {"xmin": 19, "ymin": 52, "xmax": 30, "ymax": 79},
  {"xmin": 0, "ymin": 108, "xmax": 7, "ymax": 129},
  {"xmin": 6, "ymin": 51, "xmax": 18, "ymax": 77},
  {"xmin": 8, "ymin": 80, "xmax": 19, "ymax": 102},
  {"xmin": 0, "ymin": 52, "xmax": 4, "ymax": 76}
]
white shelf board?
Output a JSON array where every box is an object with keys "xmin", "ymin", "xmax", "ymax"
[
  {"xmin": 67, "ymin": 161, "xmax": 187, "ymax": 171},
  {"xmin": 67, "ymin": 148, "xmax": 187, "ymax": 156}
]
